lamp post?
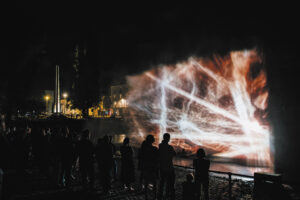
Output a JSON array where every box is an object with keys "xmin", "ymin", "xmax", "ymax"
[
  {"xmin": 44, "ymin": 95, "xmax": 50, "ymax": 115},
  {"xmin": 62, "ymin": 93, "xmax": 68, "ymax": 114}
]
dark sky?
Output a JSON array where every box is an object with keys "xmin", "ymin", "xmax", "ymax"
[
  {"xmin": 2, "ymin": 5, "xmax": 298, "ymax": 96},
  {"xmin": 1, "ymin": 5, "xmax": 299, "ymax": 109}
]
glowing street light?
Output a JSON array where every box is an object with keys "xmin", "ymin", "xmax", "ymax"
[
  {"xmin": 44, "ymin": 95, "xmax": 50, "ymax": 114},
  {"xmin": 63, "ymin": 93, "xmax": 68, "ymax": 99},
  {"xmin": 119, "ymin": 98, "xmax": 127, "ymax": 108},
  {"xmin": 62, "ymin": 93, "xmax": 68, "ymax": 114}
]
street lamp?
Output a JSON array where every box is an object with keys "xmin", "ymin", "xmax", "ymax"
[
  {"xmin": 63, "ymin": 93, "xmax": 68, "ymax": 99},
  {"xmin": 62, "ymin": 93, "xmax": 68, "ymax": 114},
  {"xmin": 44, "ymin": 95, "xmax": 50, "ymax": 114}
]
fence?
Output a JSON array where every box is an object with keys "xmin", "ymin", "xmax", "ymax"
[{"xmin": 174, "ymin": 164, "xmax": 254, "ymax": 200}]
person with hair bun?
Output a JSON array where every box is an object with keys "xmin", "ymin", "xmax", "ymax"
[
  {"xmin": 182, "ymin": 173, "xmax": 196, "ymax": 200},
  {"xmin": 193, "ymin": 148, "xmax": 210, "ymax": 200}
]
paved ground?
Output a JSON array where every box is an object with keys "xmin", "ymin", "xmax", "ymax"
[
  {"xmin": 5, "ymin": 165, "xmax": 255, "ymax": 200},
  {"xmin": 10, "ymin": 177, "xmax": 180, "ymax": 200},
  {"xmin": 12, "ymin": 157, "xmax": 300, "ymax": 200}
]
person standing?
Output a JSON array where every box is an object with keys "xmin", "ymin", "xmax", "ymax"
[
  {"xmin": 0, "ymin": 126, "xmax": 10, "ymax": 170},
  {"xmin": 59, "ymin": 127, "xmax": 75, "ymax": 188},
  {"xmin": 141, "ymin": 135, "xmax": 159, "ymax": 200},
  {"xmin": 137, "ymin": 139, "xmax": 146, "ymax": 191},
  {"xmin": 109, "ymin": 135, "xmax": 117, "ymax": 182},
  {"xmin": 182, "ymin": 173, "xmax": 196, "ymax": 200},
  {"xmin": 75, "ymin": 129, "xmax": 94, "ymax": 190},
  {"xmin": 95, "ymin": 135, "xmax": 113, "ymax": 195},
  {"xmin": 120, "ymin": 137, "xmax": 135, "ymax": 190},
  {"xmin": 193, "ymin": 148, "xmax": 210, "ymax": 200},
  {"xmin": 158, "ymin": 133, "xmax": 176, "ymax": 200}
]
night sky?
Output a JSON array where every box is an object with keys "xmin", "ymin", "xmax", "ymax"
[
  {"xmin": 2, "ymin": 5, "xmax": 296, "ymax": 94},
  {"xmin": 1, "ymin": 4, "xmax": 300, "ymax": 181}
]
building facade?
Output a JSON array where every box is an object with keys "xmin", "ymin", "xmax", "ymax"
[
  {"xmin": 110, "ymin": 84, "xmax": 129, "ymax": 117},
  {"xmin": 86, "ymin": 84, "xmax": 129, "ymax": 118}
]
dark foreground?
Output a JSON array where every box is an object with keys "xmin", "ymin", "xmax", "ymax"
[
  {"xmin": 6, "ymin": 163, "xmax": 300, "ymax": 200},
  {"xmin": 5, "ymin": 165, "xmax": 254, "ymax": 200}
]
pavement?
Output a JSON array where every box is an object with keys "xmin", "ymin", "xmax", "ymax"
[
  {"xmin": 9, "ymin": 172, "xmax": 182, "ymax": 200},
  {"xmin": 5, "ymin": 165, "xmax": 256, "ymax": 200},
  {"xmin": 10, "ymin": 180, "xmax": 180, "ymax": 200}
]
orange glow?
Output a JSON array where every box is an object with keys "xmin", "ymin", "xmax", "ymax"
[
  {"xmin": 44, "ymin": 95, "xmax": 50, "ymax": 101},
  {"xmin": 126, "ymin": 50, "xmax": 273, "ymax": 168}
]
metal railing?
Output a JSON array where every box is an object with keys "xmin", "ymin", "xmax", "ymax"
[{"xmin": 174, "ymin": 164, "xmax": 254, "ymax": 199}]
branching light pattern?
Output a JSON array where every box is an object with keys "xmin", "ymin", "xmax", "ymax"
[{"xmin": 126, "ymin": 50, "xmax": 273, "ymax": 167}]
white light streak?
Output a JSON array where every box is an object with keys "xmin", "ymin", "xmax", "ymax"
[{"xmin": 126, "ymin": 50, "xmax": 273, "ymax": 168}]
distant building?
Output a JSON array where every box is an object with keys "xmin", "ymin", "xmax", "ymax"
[
  {"xmin": 88, "ymin": 96, "xmax": 103, "ymax": 118},
  {"xmin": 61, "ymin": 99, "xmax": 82, "ymax": 118},
  {"xmin": 86, "ymin": 84, "xmax": 129, "ymax": 118},
  {"xmin": 43, "ymin": 90, "xmax": 81, "ymax": 118},
  {"xmin": 111, "ymin": 84, "xmax": 129, "ymax": 117},
  {"xmin": 88, "ymin": 96, "xmax": 111, "ymax": 118}
]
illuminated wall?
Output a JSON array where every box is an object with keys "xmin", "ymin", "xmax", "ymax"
[{"xmin": 127, "ymin": 50, "xmax": 273, "ymax": 167}]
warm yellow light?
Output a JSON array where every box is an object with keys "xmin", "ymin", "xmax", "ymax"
[
  {"xmin": 119, "ymin": 98, "xmax": 127, "ymax": 107},
  {"xmin": 63, "ymin": 93, "xmax": 68, "ymax": 98},
  {"xmin": 44, "ymin": 95, "xmax": 50, "ymax": 101}
]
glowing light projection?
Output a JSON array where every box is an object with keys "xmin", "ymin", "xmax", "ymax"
[{"xmin": 126, "ymin": 50, "xmax": 273, "ymax": 168}]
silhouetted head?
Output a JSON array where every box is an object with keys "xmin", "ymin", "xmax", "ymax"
[
  {"xmin": 103, "ymin": 135, "xmax": 109, "ymax": 143},
  {"xmin": 163, "ymin": 133, "xmax": 170, "ymax": 143},
  {"xmin": 97, "ymin": 138, "xmax": 103, "ymax": 144},
  {"xmin": 82, "ymin": 129, "xmax": 90, "ymax": 139},
  {"xmin": 42, "ymin": 128, "xmax": 46, "ymax": 136},
  {"xmin": 145, "ymin": 135, "xmax": 155, "ymax": 144},
  {"xmin": 62, "ymin": 127, "xmax": 69, "ymax": 138},
  {"xmin": 197, "ymin": 148, "xmax": 206, "ymax": 158},
  {"xmin": 65, "ymin": 126, "xmax": 69, "ymax": 133},
  {"xmin": 26, "ymin": 126, "xmax": 31, "ymax": 135},
  {"xmin": 123, "ymin": 137, "xmax": 130, "ymax": 145},
  {"xmin": 109, "ymin": 135, "xmax": 113, "ymax": 142},
  {"xmin": 186, "ymin": 173, "xmax": 194, "ymax": 182}
]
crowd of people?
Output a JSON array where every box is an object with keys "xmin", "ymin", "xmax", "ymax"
[{"xmin": 0, "ymin": 122, "xmax": 210, "ymax": 200}]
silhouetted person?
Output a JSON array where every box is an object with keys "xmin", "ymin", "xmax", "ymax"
[
  {"xmin": 182, "ymin": 173, "xmax": 196, "ymax": 200},
  {"xmin": 0, "ymin": 128, "xmax": 10, "ymax": 170},
  {"xmin": 59, "ymin": 127, "xmax": 75, "ymax": 188},
  {"xmin": 193, "ymin": 148, "xmax": 210, "ymax": 200},
  {"xmin": 95, "ymin": 135, "xmax": 113, "ymax": 194},
  {"xmin": 158, "ymin": 133, "xmax": 176, "ymax": 200},
  {"xmin": 120, "ymin": 137, "xmax": 135, "ymax": 190},
  {"xmin": 41, "ymin": 128, "xmax": 51, "ymax": 177},
  {"xmin": 109, "ymin": 135, "xmax": 117, "ymax": 181},
  {"xmin": 95, "ymin": 138, "xmax": 104, "ymax": 183},
  {"xmin": 13, "ymin": 126, "xmax": 32, "ymax": 193},
  {"xmin": 75, "ymin": 129, "xmax": 94, "ymax": 190},
  {"xmin": 137, "ymin": 140, "xmax": 146, "ymax": 191},
  {"xmin": 140, "ymin": 135, "xmax": 159, "ymax": 200},
  {"xmin": 15, "ymin": 127, "xmax": 31, "ymax": 175},
  {"xmin": 50, "ymin": 128, "xmax": 63, "ymax": 187},
  {"xmin": 71, "ymin": 131, "xmax": 80, "ymax": 180},
  {"xmin": 34, "ymin": 128, "xmax": 51, "ymax": 177}
]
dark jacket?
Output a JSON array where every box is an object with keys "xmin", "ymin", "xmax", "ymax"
[
  {"xmin": 193, "ymin": 158, "xmax": 210, "ymax": 181},
  {"xmin": 158, "ymin": 141, "xmax": 176, "ymax": 172}
]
